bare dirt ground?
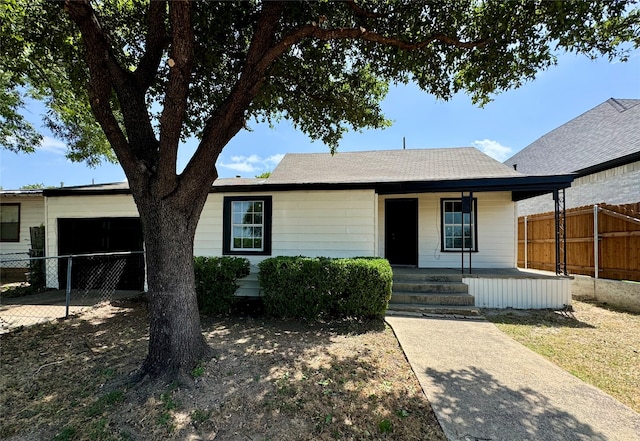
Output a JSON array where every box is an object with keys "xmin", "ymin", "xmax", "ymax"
[{"xmin": 0, "ymin": 298, "xmax": 446, "ymax": 441}]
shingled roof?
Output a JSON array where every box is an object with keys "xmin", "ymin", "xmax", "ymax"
[
  {"xmin": 504, "ymin": 98, "xmax": 640, "ymax": 176},
  {"xmin": 43, "ymin": 147, "xmax": 574, "ymax": 200},
  {"xmin": 268, "ymin": 147, "xmax": 522, "ymax": 184}
]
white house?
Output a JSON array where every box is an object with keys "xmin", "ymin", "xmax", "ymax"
[
  {"xmin": 40, "ymin": 147, "xmax": 574, "ymax": 309},
  {"xmin": 0, "ymin": 189, "xmax": 45, "ymax": 264}
]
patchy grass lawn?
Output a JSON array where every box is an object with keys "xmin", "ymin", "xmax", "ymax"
[
  {"xmin": 484, "ymin": 299, "xmax": 640, "ymax": 413},
  {"xmin": 0, "ymin": 298, "xmax": 446, "ymax": 441}
]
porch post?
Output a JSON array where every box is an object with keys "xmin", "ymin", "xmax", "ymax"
[{"xmin": 553, "ymin": 188, "xmax": 567, "ymax": 276}]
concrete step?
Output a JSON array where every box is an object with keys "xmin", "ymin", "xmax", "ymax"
[
  {"xmin": 393, "ymin": 281, "xmax": 468, "ymax": 294},
  {"xmin": 391, "ymin": 291, "xmax": 475, "ymax": 306},
  {"xmin": 236, "ymin": 272, "xmax": 261, "ymax": 297},
  {"xmin": 392, "ymin": 273, "xmax": 463, "ymax": 283},
  {"xmin": 386, "ymin": 303, "xmax": 481, "ymax": 317}
]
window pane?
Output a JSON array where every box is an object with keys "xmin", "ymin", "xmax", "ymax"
[
  {"xmin": 442, "ymin": 199, "xmax": 476, "ymax": 250},
  {"xmin": 231, "ymin": 201, "xmax": 264, "ymax": 251},
  {"xmin": 0, "ymin": 205, "xmax": 19, "ymax": 241},
  {"xmin": 0, "ymin": 205, "xmax": 19, "ymax": 222},
  {"xmin": 1, "ymin": 224, "xmax": 19, "ymax": 241}
]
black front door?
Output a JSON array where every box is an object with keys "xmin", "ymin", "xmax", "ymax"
[{"xmin": 385, "ymin": 199, "xmax": 418, "ymax": 266}]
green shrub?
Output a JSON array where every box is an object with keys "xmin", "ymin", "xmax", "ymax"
[
  {"xmin": 258, "ymin": 256, "xmax": 392, "ymax": 320},
  {"xmin": 194, "ymin": 256, "xmax": 250, "ymax": 315}
]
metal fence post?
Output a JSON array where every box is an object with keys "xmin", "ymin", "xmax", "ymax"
[
  {"xmin": 65, "ymin": 256, "xmax": 73, "ymax": 318},
  {"xmin": 593, "ymin": 204, "xmax": 599, "ymax": 279}
]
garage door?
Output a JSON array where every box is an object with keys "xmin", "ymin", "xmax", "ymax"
[{"xmin": 57, "ymin": 218, "xmax": 144, "ymax": 290}]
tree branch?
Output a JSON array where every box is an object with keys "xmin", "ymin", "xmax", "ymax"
[
  {"xmin": 134, "ymin": 0, "xmax": 168, "ymax": 91},
  {"xmin": 179, "ymin": 1, "xmax": 285, "ymax": 202},
  {"xmin": 66, "ymin": 0, "xmax": 165, "ymax": 187},
  {"xmin": 157, "ymin": 0, "xmax": 193, "ymax": 196},
  {"xmin": 345, "ymin": 0, "xmax": 383, "ymax": 19},
  {"xmin": 265, "ymin": 25, "xmax": 488, "ymax": 69},
  {"xmin": 63, "ymin": 0, "xmax": 136, "ymax": 169}
]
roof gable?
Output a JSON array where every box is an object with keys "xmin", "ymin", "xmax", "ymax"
[
  {"xmin": 269, "ymin": 147, "xmax": 522, "ymax": 184},
  {"xmin": 504, "ymin": 98, "xmax": 640, "ymax": 175}
]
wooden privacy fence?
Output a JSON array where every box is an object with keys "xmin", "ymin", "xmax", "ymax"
[{"xmin": 518, "ymin": 202, "xmax": 640, "ymax": 282}]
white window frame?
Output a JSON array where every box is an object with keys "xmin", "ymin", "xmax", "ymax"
[
  {"xmin": 441, "ymin": 198, "xmax": 478, "ymax": 252},
  {"xmin": 230, "ymin": 200, "xmax": 265, "ymax": 252}
]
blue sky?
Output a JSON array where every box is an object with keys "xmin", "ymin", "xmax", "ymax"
[{"xmin": 1, "ymin": 51, "xmax": 639, "ymax": 189}]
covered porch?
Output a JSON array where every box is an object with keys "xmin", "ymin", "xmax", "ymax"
[{"xmin": 389, "ymin": 267, "xmax": 571, "ymax": 313}]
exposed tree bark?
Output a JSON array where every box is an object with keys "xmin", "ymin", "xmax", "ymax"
[{"xmin": 136, "ymin": 189, "xmax": 213, "ymax": 380}]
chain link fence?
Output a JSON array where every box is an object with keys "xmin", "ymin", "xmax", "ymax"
[{"xmin": 0, "ymin": 251, "xmax": 145, "ymax": 333}]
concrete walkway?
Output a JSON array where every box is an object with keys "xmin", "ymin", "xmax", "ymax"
[{"xmin": 386, "ymin": 315, "xmax": 640, "ymax": 441}]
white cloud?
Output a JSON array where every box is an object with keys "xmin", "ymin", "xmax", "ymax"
[
  {"xmin": 471, "ymin": 139, "xmax": 513, "ymax": 162},
  {"xmin": 265, "ymin": 153, "xmax": 285, "ymax": 165},
  {"xmin": 219, "ymin": 153, "xmax": 285, "ymax": 175},
  {"xmin": 39, "ymin": 136, "xmax": 67, "ymax": 154},
  {"xmin": 230, "ymin": 154, "xmax": 261, "ymax": 164}
]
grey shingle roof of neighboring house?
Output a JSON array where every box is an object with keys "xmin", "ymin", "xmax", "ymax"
[
  {"xmin": 504, "ymin": 98, "xmax": 640, "ymax": 176},
  {"xmin": 268, "ymin": 147, "xmax": 523, "ymax": 184}
]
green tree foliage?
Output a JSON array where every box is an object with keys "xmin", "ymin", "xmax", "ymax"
[
  {"xmin": 3, "ymin": 1, "xmax": 638, "ymax": 161},
  {"xmin": 19, "ymin": 183, "xmax": 44, "ymax": 190},
  {"xmin": 1, "ymin": 0, "xmax": 637, "ymax": 380}
]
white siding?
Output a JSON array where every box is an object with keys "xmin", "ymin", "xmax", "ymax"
[
  {"xmin": 45, "ymin": 194, "xmax": 140, "ymax": 258},
  {"xmin": 194, "ymin": 193, "xmax": 224, "ymax": 257},
  {"xmin": 195, "ymin": 190, "xmax": 377, "ymax": 265},
  {"xmin": 0, "ymin": 195, "xmax": 45, "ymax": 262},
  {"xmin": 378, "ymin": 192, "xmax": 516, "ymax": 268},
  {"xmin": 466, "ymin": 276, "xmax": 571, "ymax": 309},
  {"xmin": 273, "ymin": 190, "xmax": 376, "ymax": 259}
]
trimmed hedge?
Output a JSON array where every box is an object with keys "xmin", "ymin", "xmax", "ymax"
[
  {"xmin": 194, "ymin": 256, "xmax": 250, "ymax": 315},
  {"xmin": 258, "ymin": 256, "xmax": 392, "ymax": 319}
]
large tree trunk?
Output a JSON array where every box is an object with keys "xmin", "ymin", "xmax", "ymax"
[{"xmin": 136, "ymin": 191, "xmax": 213, "ymax": 381}]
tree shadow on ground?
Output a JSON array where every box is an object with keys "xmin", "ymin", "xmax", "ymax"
[
  {"xmin": 425, "ymin": 366, "xmax": 607, "ymax": 441},
  {"xmin": 483, "ymin": 308, "xmax": 596, "ymax": 329},
  {"xmin": 2, "ymin": 300, "xmax": 440, "ymax": 441}
]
